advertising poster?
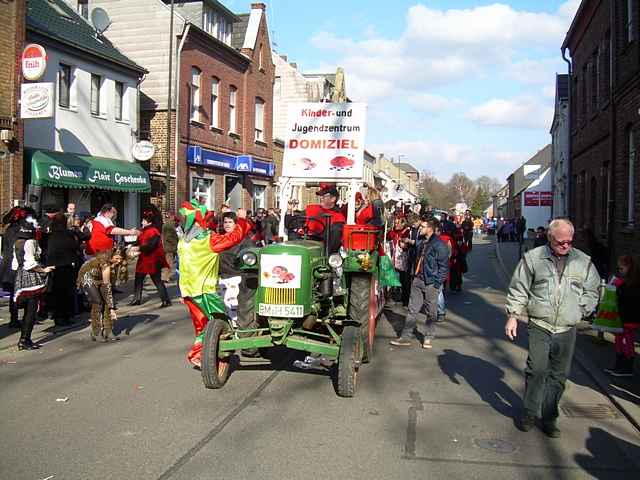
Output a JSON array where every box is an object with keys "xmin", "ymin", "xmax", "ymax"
[
  {"xmin": 260, "ymin": 254, "xmax": 302, "ymax": 289},
  {"xmin": 539, "ymin": 191, "xmax": 553, "ymax": 206},
  {"xmin": 524, "ymin": 191, "xmax": 540, "ymax": 206},
  {"xmin": 283, "ymin": 102, "xmax": 367, "ymax": 179}
]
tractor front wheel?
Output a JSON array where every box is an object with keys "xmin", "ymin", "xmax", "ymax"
[
  {"xmin": 336, "ymin": 325, "xmax": 361, "ymax": 398},
  {"xmin": 349, "ymin": 274, "xmax": 376, "ymax": 363},
  {"xmin": 201, "ymin": 319, "xmax": 231, "ymax": 389}
]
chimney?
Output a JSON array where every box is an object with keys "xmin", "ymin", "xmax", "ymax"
[
  {"xmin": 251, "ymin": 3, "xmax": 266, "ymax": 10},
  {"xmin": 280, "ymin": 55, "xmax": 288, "ymax": 62},
  {"xmin": 290, "ymin": 62, "xmax": 297, "ymax": 69}
]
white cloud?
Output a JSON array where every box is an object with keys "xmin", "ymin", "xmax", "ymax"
[
  {"xmin": 506, "ymin": 58, "xmax": 566, "ymax": 85},
  {"xmin": 407, "ymin": 93, "xmax": 463, "ymax": 112},
  {"xmin": 466, "ymin": 96, "xmax": 554, "ymax": 129},
  {"xmin": 368, "ymin": 140, "xmax": 528, "ymax": 182}
]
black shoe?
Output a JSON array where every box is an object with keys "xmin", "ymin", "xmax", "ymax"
[
  {"xmin": 160, "ymin": 300, "xmax": 172, "ymax": 308},
  {"xmin": 128, "ymin": 299, "xmax": 141, "ymax": 306},
  {"xmin": 519, "ymin": 414, "xmax": 536, "ymax": 432},
  {"xmin": 18, "ymin": 339, "xmax": 40, "ymax": 351},
  {"xmin": 542, "ymin": 421, "xmax": 561, "ymax": 438},
  {"xmin": 7, "ymin": 321, "xmax": 22, "ymax": 329}
]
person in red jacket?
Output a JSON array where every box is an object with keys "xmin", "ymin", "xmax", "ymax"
[
  {"xmin": 129, "ymin": 209, "xmax": 171, "ymax": 307},
  {"xmin": 304, "ymin": 183, "xmax": 346, "ymax": 252},
  {"xmin": 86, "ymin": 204, "xmax": 140, "ymax": 255}
]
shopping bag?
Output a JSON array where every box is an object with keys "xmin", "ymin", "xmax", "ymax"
[
  {"xmin": 592, "ymin": 284, "xmax": 623, "ymax": 333},
  {"xmin": 379, "ymin": 254, "xmax": 402, "ymax": 288}
]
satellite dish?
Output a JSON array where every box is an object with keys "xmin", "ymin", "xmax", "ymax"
[{"xmin": 91, "ymin": 7, "xmax": 112, "ymax": 35}]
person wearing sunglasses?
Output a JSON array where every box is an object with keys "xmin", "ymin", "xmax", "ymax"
[{"xmin": 504, "ymin": 218, "xmax": 600, "ymax": 438}]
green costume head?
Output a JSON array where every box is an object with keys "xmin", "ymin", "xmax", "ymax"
[{"xmin": 178, "ymin": 199, "xmax": 208, "ymax": 232}]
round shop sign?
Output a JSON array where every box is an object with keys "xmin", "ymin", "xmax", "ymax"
[
  {"xmin": 22, "ymin": 44, "xmax": 47, "ymax": 81},
  {"xmin": 132, "ymin": 140, "xmax": 155, "ymax": 161}
]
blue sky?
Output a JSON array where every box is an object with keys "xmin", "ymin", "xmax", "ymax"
[{"xmin": 229, "ymin": 0, "xmax": 580, "ymax": 183}]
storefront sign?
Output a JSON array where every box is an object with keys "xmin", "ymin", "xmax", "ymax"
[
  {"xmin": 539, "ymin": 191, "xmax": 553, "ymax": 206},
  {"xmin": 186, "ymin": 146, "xmax": 274, "ymax": 176},
  {"xmin": 283, "ymin": 102, "xmax": 367, "ymax": 179},
  {"xmin": 132, "ymin": 141, "xmax": 155, "ymax": 161},
  {"xmin": 22, "ymin": 44, "xmax": 47, "ymax": 81},
  {"xmin": 524, "ymin": 191, "xmax": 552, "ymax": 207},
  {"xmin": 21, "ymin": 83, "xmax": 54, "ymax": 119}
]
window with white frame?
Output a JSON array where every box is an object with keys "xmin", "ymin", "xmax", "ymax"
[
  {"xmin": 229, "ymin": 86, "xmax": 237, "ymax": 133},
  {"xmin": 59, "ymin": 63, "xmax": 71, "ymax": 108},
  {"xmin": 203, "ymin": 5, "xmax": 231, "ymax": 45},
  {"xmin": 255, "ymin": 97, "xmax": 265, "ymax": 142},
  {"xmin": 90, "ymin": 73, "xmax": 102, "ymax": 116},
  {"xmin": 115, "ymin": 81, "xmax": 124, "ymax": 121},
  {"xmin": 210, "ymin": 78, "xmax": 219, "ymax": 128},
  {"xmin": 628, "ymin": 127, "xmax": 636, "ymax": 224},
  {"xmin": 191, "ymin": 177, "xmax": 214, "ymax": 210},
  {"xmin": 253, "ymin": 184, "xmax": 266, "ymax": 211},
  {"xmin": 190, "ymin": 67, "xmax": 201, "ymax": 122},
  {"xmin": 77, "ymin": 0, "xmax": 88, "ymax": 19}
]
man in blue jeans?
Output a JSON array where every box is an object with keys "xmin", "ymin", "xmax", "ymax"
[{"xmin": 391, "ymin": 219, "xmax": 449, "ymax": 349}]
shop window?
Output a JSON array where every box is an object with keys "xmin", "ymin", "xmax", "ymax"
[
  {"xmin": 628, "ymin": 127, "xmax": 636, "ymax": 224},
  {"xmin": 229, "ymin": 86, "xmax": 237, "ymax": 133},
  {"xmin": 253, "ymin": 184, "xmax": 266, "ymax": 212},
  {"xmin": 191, "ymin": 177, "xmax": 214, "ymax": 210},
  {"xmin": 190, "ymin": 67, "xmax": 201, "ymax": 122},
  {"xmin": 210, "ymin": 77, "xmax": 220, "ymax": 129},
  {"xmin": 59, "ymin": 64, "xmax": 71, "ymax": 108},
  {"xmin": 225, "ymin": 175, "xmax": 242, "ymax": 210},
  {"xmin": 90, "ymin": 73, "xmax": 102, "ymax": 116},
  {"xmin": 255, "ymin": 97, "xmax": 265, "ymax": 142}
]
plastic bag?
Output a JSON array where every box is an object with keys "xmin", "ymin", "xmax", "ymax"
[
  {"xmin": 379, "ymin": 254, "xmax": 402, "ymax": 288},
  {"xmin": 592, "ymin": 284, "xmax": 623, "ymax": 333}
]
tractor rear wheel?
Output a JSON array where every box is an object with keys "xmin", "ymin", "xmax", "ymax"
[
  {"xmin": 201, "ymin": 319, "xmax": 231, "ymax": 389},
  {"xmin": 336, "ymin": 325, "xmax": 361, "ymax": 398},
  {"xmin": 349, "ymin": 274, "xmax": 376, "ymax": 363}
]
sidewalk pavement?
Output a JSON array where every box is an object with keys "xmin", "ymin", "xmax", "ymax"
[
  {"xmin": 0, "ymin": 277, "xmax": 180, "ymax": 353},
  {"xmin": 494, "ymin": 238, "xmax": 640, "ymax": 432}
]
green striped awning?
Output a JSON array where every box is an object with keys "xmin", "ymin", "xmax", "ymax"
[{"xmin": 27, "ymin": 149, "xmax": 150, "ymax": 193}]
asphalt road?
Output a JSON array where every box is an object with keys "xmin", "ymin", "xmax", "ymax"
[{"xmin": 1, "ymin": 237, "xmax": 639, "ymax": 480}]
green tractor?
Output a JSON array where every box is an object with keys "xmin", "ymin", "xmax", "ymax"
[{"xmin": 201, "ymin": 182, "xmax": 385, "ymax": 397}]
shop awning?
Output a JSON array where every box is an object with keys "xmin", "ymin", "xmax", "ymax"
[{"xmin": 27, "ymin": 149, "xmax": 150, "ymax": 193}]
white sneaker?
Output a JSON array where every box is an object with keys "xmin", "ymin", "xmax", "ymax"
[{"xmin": 422, "ymin": 339, "xmax": 432, "ymax": 349}]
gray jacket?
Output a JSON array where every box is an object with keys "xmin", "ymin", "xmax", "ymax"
[{"xmin": 505, "ymin": 245, "xmax": 600, "ymax": 334}]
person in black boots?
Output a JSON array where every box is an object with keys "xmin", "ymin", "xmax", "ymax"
[
  {"xmin": 1, "ymin": 207, "xmax": 26, "ymax": 328},
  {"xmin": 46, "ymin": 213, "xmax": 80, "ymax": 327},
  {"xmin": 129, "ymin": 209, "xmax": 171, "ymax": 307},
  {"xmin": 13, "ymin": 216, "xmax": 55, "ymax": 350}
]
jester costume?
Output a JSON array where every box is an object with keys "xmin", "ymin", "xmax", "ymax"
[{"xmin": 177, "ymin": 200, "xmax": 250, "ymax": 367}]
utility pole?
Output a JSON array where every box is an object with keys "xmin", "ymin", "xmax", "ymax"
[{"xmin": 164, "ymin": 0, "xmax": 175, "ymax": 212}]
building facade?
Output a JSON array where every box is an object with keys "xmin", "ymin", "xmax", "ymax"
[
  {"xmin": 0, "ymin": 0, "xmax": 26, "ymax": 215},
  {"xmin": 563, "ymin": 0, "xmax": 639, "ymax": 264},
  {"xmin": 86, "ymin": 0, "xmax": 275, "ymax": 212},
  {"xmin": 24, "ymin": 0, "xmax": 148, "ymax": 226},
  {"xmin": 505, "ymin": 144, "xmax": 552, "ymax": 223},
  {"xmin": 550, "ymin": 74, "xmax": 570, "ymax": 218}
]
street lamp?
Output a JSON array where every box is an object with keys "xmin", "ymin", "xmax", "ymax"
[{"xmin": 165, "ymin": 0, "xmax": 175, "ymax": 212}]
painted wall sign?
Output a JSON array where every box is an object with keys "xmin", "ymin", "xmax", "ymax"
[
  {"xmin": 260, "ymin": 254, "xmax": 302, "ymax": 289},
  {"xmin": 20, "ymin": 82, "xmax": 54, "ymax": 119},
  {"xmin": 22, "ymin": 44, "xmax": 47, "ymax": 81},
  {"xmin": 132, "ymin": 140, "xmax": 156, "ymax": 161},
  {"xmin": 283, "ymin": 102, "xmax": 367, "ymax": 179}
]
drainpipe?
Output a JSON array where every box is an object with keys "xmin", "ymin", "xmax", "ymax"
[
  {"xmin": 561, "ymin": 47, "xmax": 572, "ymax": 222},
  {"xmin": 606, "ymin": 6, "xmax": 616, "ymax": 274},
  {"xmin": 174, "ymin": 23, "xmax": 190, "ymax": 212}
]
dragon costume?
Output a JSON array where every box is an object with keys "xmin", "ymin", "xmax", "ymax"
[{"xmin": 177, "ymin": 200, "xmax": 250, "ymax": 367}]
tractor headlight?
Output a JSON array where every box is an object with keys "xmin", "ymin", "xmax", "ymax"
[
  {"xmin": 242, "ymin": 251, "xmax": 258, "ymax": 266},
  {"xmin": 328, "ymin": 253, "xmax": 343, "ymax": 269}
]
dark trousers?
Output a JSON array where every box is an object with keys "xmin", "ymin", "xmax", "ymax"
[
  {"xmin": 19, "ymin": 297, "xmax": 38, "ymax": 342},
  {"xmin": 401, "ymin": 278, "xmax": 439, "ymax": 340},
  {"xmin": 51, "ymin": 265, "xmax": 75, "ymax": 323},
  {"xmin": 399, "ymin": 270, "xmax": 411, "ymax": 306},
  {"xmin": 133, "ymin": 272, "xmax": 170, "ymax": 303},
  {"xmin": 3, "ymin": 281, "xmax": 19, "ymax": 324},
  {"xmin": 524, "ymin": 324, "xmax": 576, "ymax": 422}
]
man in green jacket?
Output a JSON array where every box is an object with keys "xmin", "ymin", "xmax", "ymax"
[{"xmin": 505, "ymin": 218, "xmax": 600, "ymax": 438}]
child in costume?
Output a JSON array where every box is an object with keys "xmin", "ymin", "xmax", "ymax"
[
  {"xmin": 177, "ymin": 200, "xmax": 250, "ymax": 367},
  {"xmin": 601, "ymin": 255, "xmax": 640, "ymax": 377},
  {"xmin": 77, "ymin": 248, "xmax": 127, "ymax": 341}
]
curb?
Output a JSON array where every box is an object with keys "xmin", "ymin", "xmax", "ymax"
[{"xmin": 493, "ymin": 238, "xmax": 640, "ymax": 433}]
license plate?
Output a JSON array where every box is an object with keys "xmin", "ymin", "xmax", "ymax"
[{"xmin": 258, "ymin": 304, "xmax": 304, "ymax": 318}]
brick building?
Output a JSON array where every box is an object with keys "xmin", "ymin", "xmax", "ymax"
[
  {"xmin": 562, "ymin": 0, "xmax": 639, "ymax": 266},
  {"xmin": 0, "ymin": 0, "xmax": 26, "ymax": 215},
  {"xmin": 86, "ymin": 0, "xmax": 275, "ymax": 212}
]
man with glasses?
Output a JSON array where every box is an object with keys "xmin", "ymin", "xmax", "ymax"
[
  {"xmin": 391, "ymin": 218, "xmax": 449, "ymax": 348},
  {"xmin": 505, "ymin": 218, "xmax": 600, "ymax": 438}
]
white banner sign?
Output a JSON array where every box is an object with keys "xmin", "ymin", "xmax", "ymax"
[
  {"xmin": 283, "ymin": 102, "xmax": 367, "ymax": 179},
  {"xmin": 260, "ymin": 254, "xmax": 302, "ymax": 289},
  {"xmin": 21, "ymin": 83, "xmax": 55, "ymax": 119}
]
